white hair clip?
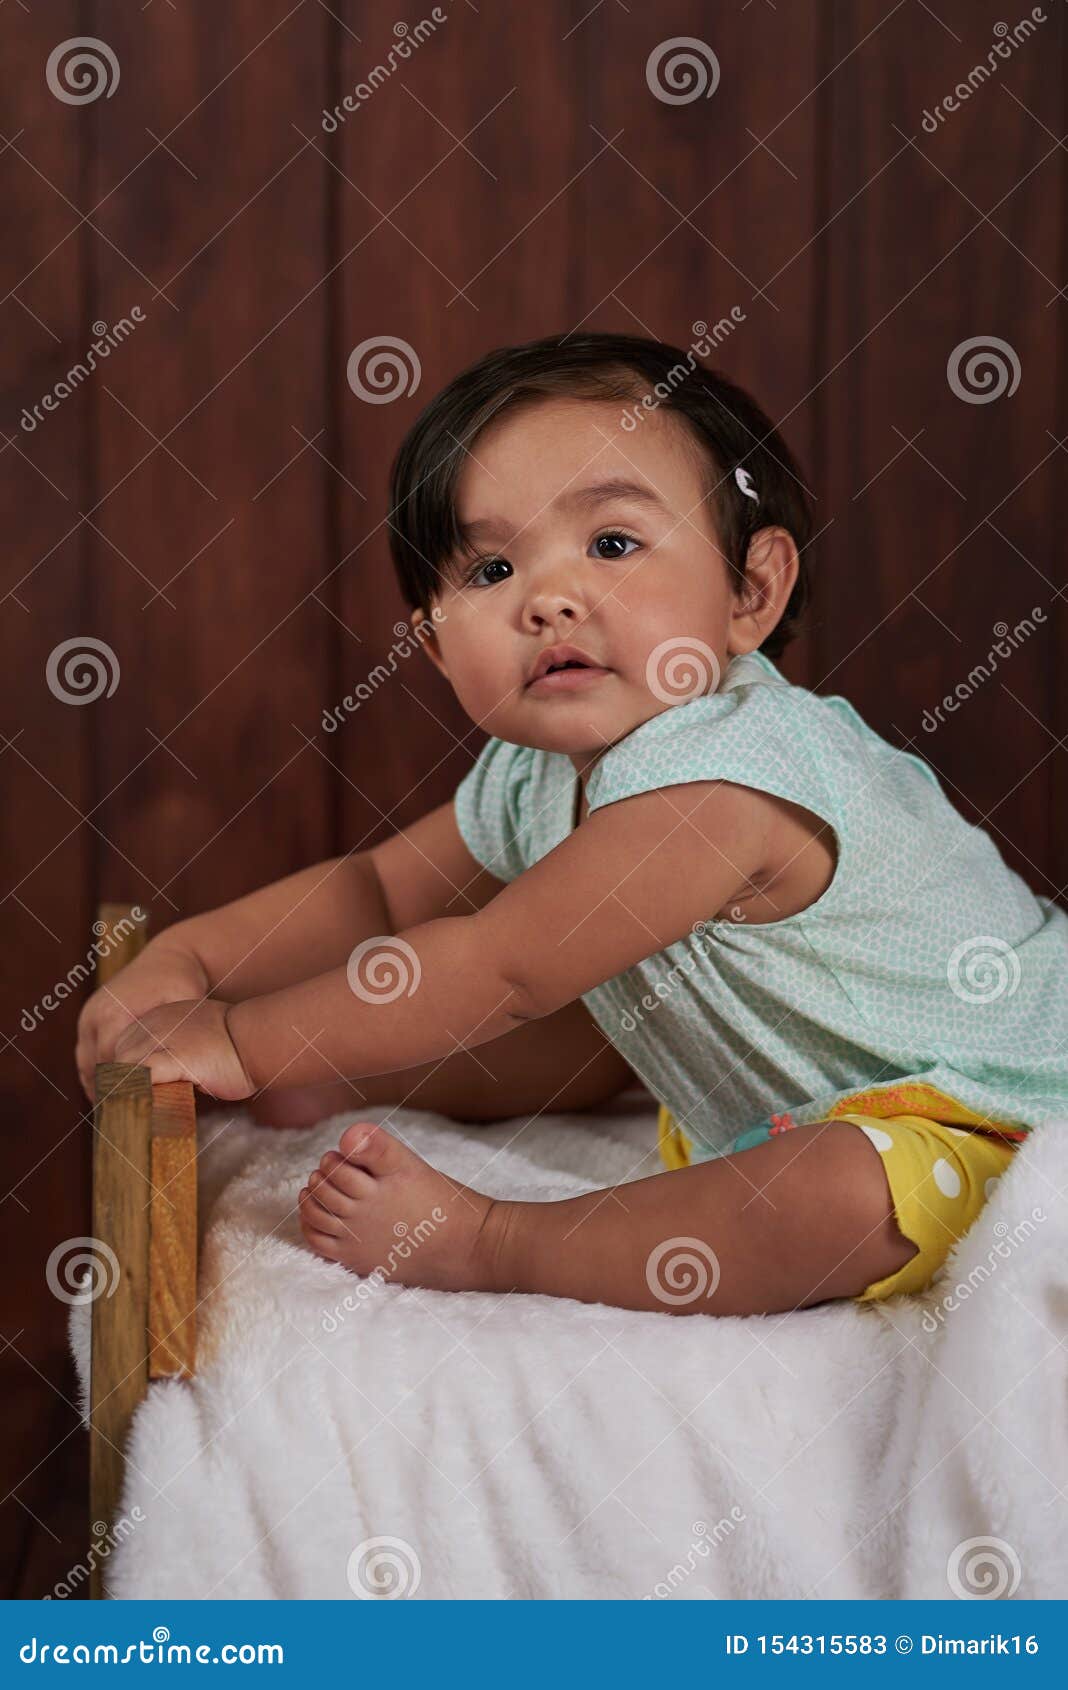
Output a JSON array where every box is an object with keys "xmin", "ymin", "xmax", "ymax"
[{"xmin": 734, "ymin": 466, "xmax": 759, "ymax": 504}]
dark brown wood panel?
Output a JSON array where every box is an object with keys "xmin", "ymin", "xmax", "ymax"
[
  {"xmin": 88, "ymin": 2, "xmax": 335, "ymax": 917},
  {"xmin": 821, "ymin": 0, "xmax": 1065, "ymax": 892},
  {"xmin": 0, "ymin": 0, "xmax": 94, "ymax": 1604}
]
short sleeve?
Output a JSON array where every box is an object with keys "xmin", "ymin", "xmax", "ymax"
[
  {"xmin": 453, "ymin": 736, "xmax": 537, "ymax": 884},
  {"xmin": 586, "ymin": 683, "xmax": 844, "ymax": 847}
]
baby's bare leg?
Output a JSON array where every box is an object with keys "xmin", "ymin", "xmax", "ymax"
[
  {"xmin": 491, "ymin": 1121, "xmax": 917, "ymax": 1313},
  {"xmin": 300, "ymin": 1118, "xmax": 918, "ymax": 1314},
  {"xmin": 253, "ymin": 997, "xmax": 637, "ymax": 1127}
]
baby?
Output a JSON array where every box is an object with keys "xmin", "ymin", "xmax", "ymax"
[{"xmin": 77, "ymin": 332, "xmax": 1068, "ymax": 1316}]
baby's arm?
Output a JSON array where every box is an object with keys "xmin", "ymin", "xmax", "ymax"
[
  {"xmin": 152, "ymin": 803, "xmax": 499, "ymax": 1000},
  {"xmin": 227, "ymin": 778, "xmax": 772, "ymax": 1093},
  {"xmin": 77, "ymin": 804, "xmax": 501, "ymax": 1092}
]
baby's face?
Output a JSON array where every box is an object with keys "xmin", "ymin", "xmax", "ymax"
[{"xmin": 417, "ymin": 396, "xmax": 747, "ymax": 764}]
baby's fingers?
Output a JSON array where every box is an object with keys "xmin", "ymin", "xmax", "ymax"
[
  {"xmin": 75, "ymin": 1019, "xmax": 99, "ymax": 1102},
  {"xmin": 76, "ymin": 1049, "xmax": 94, "ymax": 1104},
  {"xmin": 112, "ymin": 1023, "xmax": 148, "ymax": 1063},
  {"xmin": 94, "ymin": 1004, "xmax": 138, "ymax": 1063}
]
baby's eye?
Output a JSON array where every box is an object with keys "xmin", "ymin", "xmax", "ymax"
[
  {"xmin": 467, "ymin": 557, "xmax": 513, "ymax": 588},
  {"xmin": 590, "ymin": 530, "xmax": 640, "ymax": 560}
]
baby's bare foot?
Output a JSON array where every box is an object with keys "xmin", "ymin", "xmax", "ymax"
[{"xmin": 298, "ymin": 1121, "xmax": 503, "ymax": 1292}]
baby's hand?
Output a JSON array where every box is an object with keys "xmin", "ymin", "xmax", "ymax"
[
  {"xmin": 112, "ymin": 999, "xmax": 255, "ymax": 1101},
  {"xmin": 76, "ymin": 942, "xmax": 210, "ymax": 1101}
]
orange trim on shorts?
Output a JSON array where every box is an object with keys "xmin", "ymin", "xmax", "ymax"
[
  {"xmin": 657, "ymin": 1080, "xmax": 1029, "ymax": 1174},
  {"xmin": 822, "ymin": 1081, "xmax": 1029, "ymax": 1142}
]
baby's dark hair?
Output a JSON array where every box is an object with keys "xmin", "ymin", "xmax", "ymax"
[{"xmin": 387, "ymin": 331, "xmax": 812, "ymax": 659}]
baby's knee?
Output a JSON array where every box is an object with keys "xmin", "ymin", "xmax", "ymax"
[{"xmin": 789, "ymin": 1120, "xmax": 917, "ymax": 1276}]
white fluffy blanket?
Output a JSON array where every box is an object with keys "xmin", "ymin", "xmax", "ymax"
[{"xmin": 72, "ymin": 1096, "xmax": 1068, "ymax": 1600}]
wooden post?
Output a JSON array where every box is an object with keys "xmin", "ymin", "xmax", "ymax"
[
  {"xmin": 89, "ymin": 1062, "xmax": 152, "ymax": 1599},
  {"xmin": 86, "ymin": 902, "xmax": 199, "ymax": 1596},
  {"xmin": 149, "ymin": 1082, "xmax": 197, "ymax": 1380}
]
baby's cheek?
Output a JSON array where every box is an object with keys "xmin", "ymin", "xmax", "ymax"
[{"xmin": 452, "ymin": 663, "xmax": 520, "ymax": 726}]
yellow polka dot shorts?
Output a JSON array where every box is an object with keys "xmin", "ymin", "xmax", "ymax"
[
  {"xmin": 657, "ymin": 1082, "xmax": 1024, "ymax": 1303},
  {"xmin": 830, "ymin": 1113, "xmax": 1017, "ymax": 1300}
]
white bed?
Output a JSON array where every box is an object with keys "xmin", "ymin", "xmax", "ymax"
[{"xmin": 72, "ymin": 1090, "xmax": 1068, "ymax": 1599}]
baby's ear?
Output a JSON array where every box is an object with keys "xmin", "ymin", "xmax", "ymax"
[
  {"xmin": 411, "ymin": 607, "xmax": 447, "ymax": 677},
  {"xmin": 733, "ymin": 527, "xmax": 798, "ymax": 645}
]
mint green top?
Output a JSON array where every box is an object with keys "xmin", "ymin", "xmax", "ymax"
[{"xmin": 453, "ymin": 650, "xmax": 1067, "ymax": 1159}]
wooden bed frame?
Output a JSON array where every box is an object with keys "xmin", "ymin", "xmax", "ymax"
[{"xmin": 89, "ymin": 904, "xmax": 198, "ymax": 1598}]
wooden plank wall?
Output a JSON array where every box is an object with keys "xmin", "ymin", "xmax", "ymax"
[{"xmin": 1, "ymin": 1, "xmax": 1064, "ymax": 1594}]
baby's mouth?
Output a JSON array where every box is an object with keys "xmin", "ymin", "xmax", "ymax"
[{"xmin": 525, "ymin": 660, "xmax": 612, "ymax": 694}]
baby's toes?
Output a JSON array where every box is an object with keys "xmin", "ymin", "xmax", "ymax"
[
  {"xmin": 338, "ymin": 1120, "xmax": 412, "ymax": 1177},
  {"xmin": 299, "ymin": 1186, "xmax": 344, "ymax": 1256},
  {"xmin": 337, "ymin": 1120, "xmax": 380, "ymax": 1163},
  {"xmin": 304, "ymin": 1173, "xmax": 346, "ymax": 1221},
  {"xmin": 314, "ymin": 1157, "xmax": 374, "ymax": 1209}
]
